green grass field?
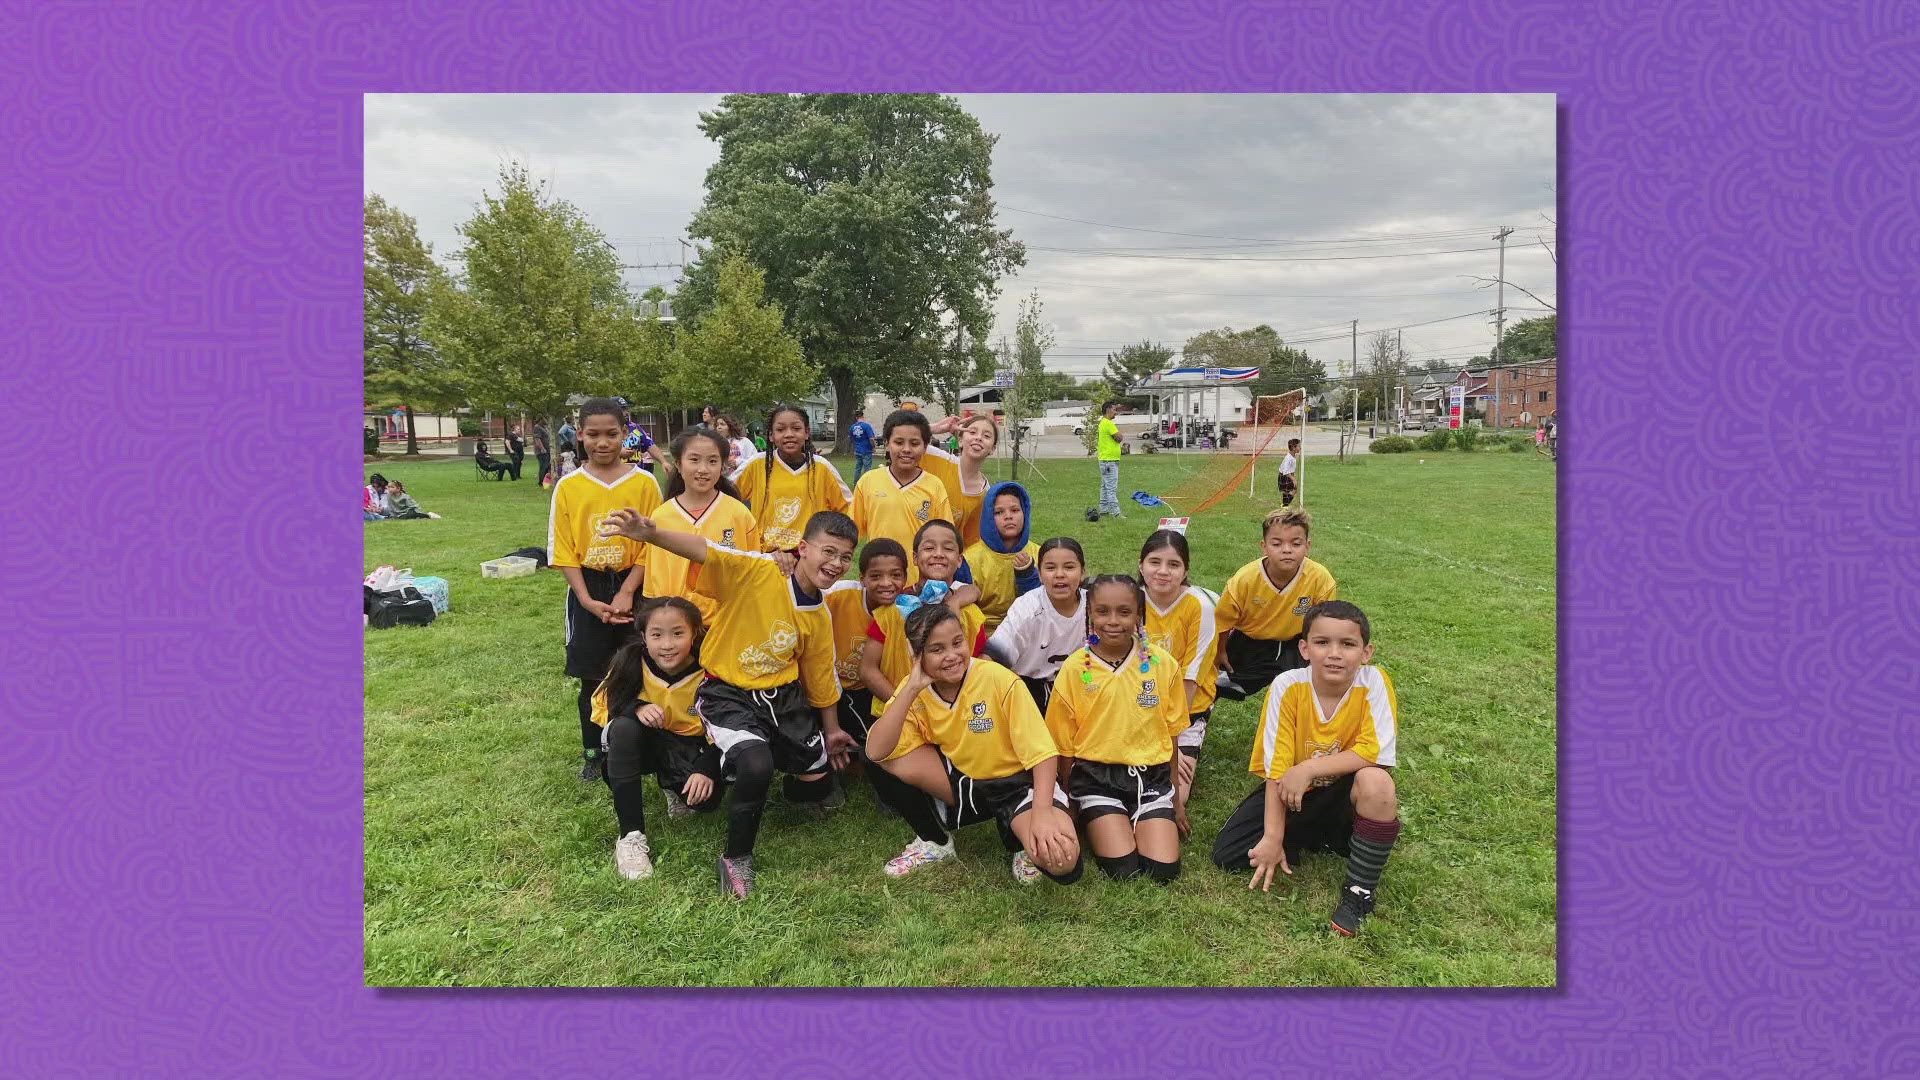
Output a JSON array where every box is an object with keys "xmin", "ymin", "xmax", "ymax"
[{"xmin": 364, "ymin": 447, "xmax": 1556, "ymax": 987}]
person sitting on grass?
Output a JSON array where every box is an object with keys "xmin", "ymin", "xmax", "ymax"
[
  {"xmin": 597, "ymin": 506, "xmax": 858, "ymax": 900},
  {"xmin": 378, "ymin": 479, "xmax": 438, "ymax": 520},
  {"xmin": 593, "ymin": 598, "xmax": 727, "ymax": 881},
  {"xmin": 961, "ymin": 482, "xmax": 1040, "ymax": 636},
  {"xmin": 1212, "ymin": 507, "xmax": 1337, "ymax": 701},
  {"xmin": 865, "ymin": 603, "xmax": 1083, "ymax": 885},
  {"xmin": 363, "ymin": 473, "xmax": 388, "ymax": 521},
  {"xmin": 1045, "ymin": 575, "xmax": 1189, "ymax": 883},
  {"xmin": 1210, "ymin": 599, "xmax": 1401, "ymax": 937}
]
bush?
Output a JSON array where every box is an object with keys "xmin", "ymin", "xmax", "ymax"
[
  {"xmin": 1369, "ymin": 435, "xmax": 1415, "ymax": 454},
  {"xmin": 363, "ymin": 426, "xmax": 381, "ymax": 455},
  {"xmin": 1452, "ymin": 426, "xmax": 1479, "ymax": 451},
  {"xmin": 1505, "ymin": 433, "xmax": 1531, "ymax": 452},
  {"xmin": 1417, "ymin": 429, "xmax": 1453, "ymax": 452},
  {"xmin": 457, "ymin": 416, "xmax": 481, "ymax": 437}
]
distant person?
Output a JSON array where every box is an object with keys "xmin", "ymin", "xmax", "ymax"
[
  {"xmin": 505, "ymin": 425, "xmax": 526, "ymax": 481},
  {"xmin": 699, "ymin": 404, "xmax": 718, "ymax": 432},
  {"xmin": 848, "ymin": 410, "xmax": 877, "ymax": 483},
  {"xmin": 1278, "ymin": 437, "xmax": 1300, "ymax": 506},
  {"xmin": 1095, "ymin": 399, "xmax": 1124, "ymax": 519},
  {"xmin": 1534, "ymin": 421, "xmax": 1548, "ymax": 455},
  {"xmin": 533, "ymin": 422, "xmax": 552, "ymax": 482},
  {"xmin": 1545, "ymin": 414, "xmax": 1559, "ymax": 459},
  {"xmin": 379, "ymin": 480, "xmax": 438, "ymax": 520},
  {"xmin": 473, "ymin": 439, "xmax": 509, "ymax": 480},
  {"xmin": 557, "ymin": 415, "xmax": 577, "ymax": 461}
]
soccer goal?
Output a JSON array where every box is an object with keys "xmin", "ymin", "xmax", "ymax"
[{"xmin": 1247, "ymin": 390, "xmax": 1308, "ymax": 505}]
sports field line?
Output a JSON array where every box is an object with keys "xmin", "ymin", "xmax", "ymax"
[{"xmin": 1316, "ymin": 519, "xmax": 1554, "ymax": 594}]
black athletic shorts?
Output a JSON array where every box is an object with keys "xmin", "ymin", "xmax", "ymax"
[
  {"xmin": 602, "ymin": 720, "xmax": 723, "ymax": 794},
  {"xmin": 1175, "ymin": 709, "xmax": 1212, "ymax": 756},
  {"xmin": 1069, "ymin": 759, "xmax": 1176, "ymax": 824},
  {"xmin": 697, "ymin": 677, "xmax": 829, "ymax": 776},
  {"xmin": 1220, "ymin": 630, "xmax": 1305, "ymax": 691},
  {"xmin": 836, "ymin": 688, "xmax": 874, "ymax": 745},
  {"xmin": 939, "ymin": 755, "xmax": 1069, "ymax": 833},
  {"xmin": 563, "ymin": 567, "xmax": 636, "ymax": 680},
  {"xmin": 1211, "ymin": 772, "xmax": 1358, "ymax": 871},
  {"xmin": 1020, "ymin": 675, "xmax": 1056, "ymax": 714}
]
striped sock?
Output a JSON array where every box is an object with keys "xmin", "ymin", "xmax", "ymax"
[{"xmin": 1346, "ymin": 815, "xmax": 1401, "ymax": 894}]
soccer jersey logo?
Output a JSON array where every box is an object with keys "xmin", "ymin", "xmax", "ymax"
[
  {"xmin": 736, "ymin": 620, "xmax": 799, "ymax": 676},
  {"xmin": 1293, "ymin": 596, "xmax": 1313, "ymax": 616},
  {"xmin": 967, "ymin": 701, "xmax": 993, "ymax": 733},
  {"xmin": 835, "ymin": 639, "xmax": 867, "ymax": 683},
  {"xmin": 720, "ymin": 528, "xmax": 737, "ymax": 548},
  {"xmin": 773, "ymin": 497, "xmax": 801, "ymax": 527},
  {"xmin": 1306, "ymin": 738, "xmax": 1344, "ymax": 786},
  {"xmin": 583, "ymin": 511, "xmax": 627, "ymax": 569},
  {"xmin": 916, "ymin": 499, "xmax": 931, "ymax": 523},
  {"xmin": 1136, "ymin": 678, "xmax": 1159, "ymax": 708}
]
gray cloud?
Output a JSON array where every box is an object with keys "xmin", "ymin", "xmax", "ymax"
[{"xmin": 365, "ymin": 93, "xmax": 1554, "ymax": 378}]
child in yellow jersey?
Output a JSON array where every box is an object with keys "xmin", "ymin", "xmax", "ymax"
[
  {"xmin": 593, "ymin": 598, "xmax": 725, "ymax": 881},
  {"xmin": 548, "ymin": 397, "xmax": 663, "ymax": 781},
  {"xmin": 1210, "ymin": 600, "xmax": 1401, "ymax": 937},
  {"xmin": 730, "ymin": 404, "xmax": 852, "ymax": 556},
  {"xmin": 1138, "ymin": 529, "xmax": 1220, "ymax": 837},
  {"xmin": 646, "ymin": 429, "xmax": 759, "ymax": 625},
  {"xmin": 923, "ymin": 412, "xmax": 999, "ymax": 547},
  {"xmin": 861, "ymin": 519, "xmax": 987, "ymax": 717},
  {"xmin": 851, "ymin": 409, "xmax": 951, "ymax": 557},
  {"xmin": 962, "ymin": 482, "xmax": 1040, "ymax": 635},
  {"xmin": 822, "ymin": 539, "xmax": 908, "ymax": 745},
  {"xmin": 865, "ymin": 604, "xmax": 1083, "ymax": 885},
  {"xmin": 1046, "ymin": 576, "xmax": 1190, "ymax": 883},
  {"xmin": 1213, "ymin": 506, "xmax": 1338, "ymax": 701},
  {"xmin": 599, "ymin": 507, "xmax": 859, "ymax": 901}
]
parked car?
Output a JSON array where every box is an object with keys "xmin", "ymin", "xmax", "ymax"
[{"xmin": 1420, "ymin": 417, "xmax": 1442, "ymax": 431}]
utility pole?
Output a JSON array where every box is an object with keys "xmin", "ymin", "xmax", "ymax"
[
  {"xmin": 1396, "ymin": 328, "xmax": 1404, "ymax": 425},
  {"xmin": 1492, "ymin": 226, "xmax": 1513, "ymax": 429},
  {"xmin": 1350, "ymin": 319, "xmax": 1358, "ymax": 380}
]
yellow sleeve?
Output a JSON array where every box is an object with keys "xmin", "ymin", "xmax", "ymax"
[
  {"xmin": 1250, "ymin": 681, "xmax": 1300, "ymax": 780},
  {"xmin": 819, "ymin": 461, "xmax": 851, "ymax": 513},
  {"xmin": 1005, "ymin": 673, "xmax": 1061, "ymax": 769},
  {"xmin": 692, "ymin": 543, "xmax": 768, "ymax": 602},
  {"xmin": 1042, "ymin": 667, "xmax": 1079, "ymax": 757},
  {"xmin": 799, "ymin": 609, "xmax": 840, "ymax": 709},
  {"xmin": 590, "ymin": 683, "xmax": 610, "ymax": 728},
  {"xmin": 1213, "ymin": 568, "xmax": 1245, "ymax": 641},
  {"xmin": 1157, "ymin": 650, "xmax": 1189, "ymax": 738},
  {"xmin": 930, "ymin": 481, "xmax": 952, "ymax": 525},
  {"xmin": 879, "ymin": 698, "xmax": 931, "ymax": 762},
  {"xmin": 731, "ymin": 500, "xmax": 761, "ymax": 553},
  {"xmin": 547, "ymin": 483, "xmax": 581, "ymax": 568},
  {"xmin": 850, "ymin": 475, "xmax": 872, "ymax": 535},
  {"xmin": 734, "ymin": 463, "xmax": 763, "ymax": 509}
]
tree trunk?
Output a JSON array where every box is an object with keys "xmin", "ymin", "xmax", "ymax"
[
  {"xmin": 403, "ymin": 403, "xmax": 419, "ymax": 456},
  {"xmin": 829, "ymin": 365, "xmax": 857, "ymax": 456}
]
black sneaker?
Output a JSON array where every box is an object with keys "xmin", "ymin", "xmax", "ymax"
[
  {"xmin": 717, "ymin": 854, "xmax": 755, "ymax": 900},
  {"xmin": 1330, "ymin": 883, "xmax": 1376, "ymax": 937},
  {"xmin": 578, "ymin": 752, "xmax": 602, "ymax": 783}
]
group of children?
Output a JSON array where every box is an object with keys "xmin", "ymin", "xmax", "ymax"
[
  {"xmin": 363, "ymin": 474, "xmax": 438, "ymax": 521},
  {"xmin": 547, "ymin": 398, "xmax": 1402, "ymax": 935}
]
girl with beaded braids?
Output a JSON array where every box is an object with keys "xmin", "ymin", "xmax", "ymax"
[
  {"xmin": 864, "ymin": 603, "xmax": 1082, "ymax": 885},
  {"xmin": 1043, "ymin": 574, "xmax": 1189, "ymax": 883},
  {"xmin": 729, "ymin": 403, "xmax": 852, "ymax": 561}
]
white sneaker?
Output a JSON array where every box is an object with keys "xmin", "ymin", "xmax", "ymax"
[
  {"xmin": 1010, "ymin": 849, "xmax": 1043, "ymax": 885},
  {"xmin": 884, "ymin": 837, "xmax": 957, "ymax": 877},
  {"xmin": 614, "ymin": 831, "xmax": 654, "ymax": 880}
]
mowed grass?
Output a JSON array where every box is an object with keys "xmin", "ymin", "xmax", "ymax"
[{"xmin": 364, "ymin": 446, "xmax": 1556, "ymax": 987}]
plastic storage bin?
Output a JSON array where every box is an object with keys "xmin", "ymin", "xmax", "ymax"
[{"xmin": 480, "ymin": 556, "xmax": 538, "ymax": 579}]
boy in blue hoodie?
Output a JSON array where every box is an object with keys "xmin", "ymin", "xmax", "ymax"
[{"xmin": 962, "ymin": 481, "xmax": 1042, "ymax": 636}]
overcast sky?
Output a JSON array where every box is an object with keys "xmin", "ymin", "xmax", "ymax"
[{"xmin": 365, "ymin": 94, "xmax": 1555, "ymax": 379}]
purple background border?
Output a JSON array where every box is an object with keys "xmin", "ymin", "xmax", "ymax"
[{"xmin": 6, "ymin": 1, "xmax": 1918, "ymax": 1075}]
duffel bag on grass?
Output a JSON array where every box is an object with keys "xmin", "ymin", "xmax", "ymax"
[{"xmin": 365, "ymin": 585, "xmax": 437, "ymax": 629}]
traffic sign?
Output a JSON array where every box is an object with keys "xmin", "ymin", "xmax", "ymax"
[{"xmin": 992, "ymin": 369, "xmax": 1014, "ymax": 388}]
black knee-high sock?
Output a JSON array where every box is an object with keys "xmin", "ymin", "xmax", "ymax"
[
  {"xmin": 602, "ymin": 718, "xmax": 647, "ymax": 836},
  {"xmin": 1346, "ymin": 815, "xmax": 1402, "ymax": 893},
  {"xmin": 994, "ymin": 817, "xmax": 1022, "ymax": 853},
  {"xmin": 1095, "ymin": 852, "xmax": 1141, "ymax": 881},
  {"xmin": 724, "ymin": 745, "xmax": 775, "ymax": 859},
  {"xmin": 577, "ymin": 681, "xmax": 599, "ymax": 755},
  {"xmin": 1138, "ymin": 855, "xmax": 1181, "ymax": 884},
  {"xmin": 863, "ymin": 761, "xmax": 950, "ymax": 845}
]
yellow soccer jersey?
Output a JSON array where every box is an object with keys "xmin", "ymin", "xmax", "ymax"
[
  {"xmin": 879, "ymin": 658, "xmax": 1059, "ymax": 781},
  {"xmin": 588, "ymin": 658, "xmax": 708, "ymax": 740},
  {"xmin": 922, "ymin": 447, "xmax": 988, "ymax": 548},
  {"xmin": 963, "ymin": 538, "xmax": 1040, "ymax": 635},
  {"xmin": 851, "ymin": 466, "xmax": 951, "ymax": 557},
  {"xmin": 1250, "ymin": 665, "xmax": 1398, "ymax": 783},
  {"xmin": 689, "ymin": 544, "xmax": 839, "ymax": 707},
  {"xmin": 866, "ymin": 600, "xmax": 989, "ymax": 715},
  {"xmin": 645, "ymin": 493, "xmax": 760, "ymax": 624},
  {"xmin": 731, "ymin": 451, "xmax": 853, "ymax": 552},
  {"xmin": 823, "ymin": 580, "xmax": 877, "ymax": 690},
  {"xmin": 1044, "ymin": 644, "xmax": 1189, "ymax": 766},
  {"xmin": 546, "ymin": 466, "xmax": 663, "ymax": 572},
  {"xmin": 1214, "ymin": 557, "xmax": 1338, "ymax": 647},
  {"xmin": 1144, "ymin": 586, "xmax": 1221, "ymax": 713}
]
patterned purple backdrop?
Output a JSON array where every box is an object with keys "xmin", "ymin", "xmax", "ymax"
[{"xmin": 5, "ymin": 0, "xmax": 1917, "ymax": 1075}]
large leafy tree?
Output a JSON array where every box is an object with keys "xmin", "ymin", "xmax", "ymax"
[
  {"xmin": 426, "ymin": 164, "xmax": 645, "ymax": 428},
  {"xmin": 1183, "ymin": 324, "xmax": 1328, "ymax": 403},
  {"xmin": 1498, "ymin": 314, "xmax": 1556, "ymax": 362},
  {"xmin": 668, "ymin": 254, "xmax": 817, "ymax": 418},
  {"xmin": 363, "ymin": 194, "xmax": 457, "ymax": 455},
  {"xmin": 1103, "ymin": 340, "xmax": 1174, "ymax": 405},
  {"xmin": 677, "ymin": 94, "xmax": 1026, "ymax": 451}
]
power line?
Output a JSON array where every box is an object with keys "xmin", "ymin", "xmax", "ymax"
[
  {"xmin": 999, "ymin": 277, "xmax": 1498, "ymax": 300},
  {"xmin": 1000, "ymin": 205, "xmax": 1531, "ymax": 246},
  {"xmin": 1028, "ymin": 243, "xmax": 1523, "ymax": 263}
]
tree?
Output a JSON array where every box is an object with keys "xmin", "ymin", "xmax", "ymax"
[
  {"xmin": 426, "ymin": 163, "xmax": 645, "ymax": 432},
  {"xmin": 999, "ymin": 293, "xmax": 1054, "ymax": 482},
  {"xmin": 668, "ymin": 254, "xmax": 817, "ymax": 419},
  {"xmin": 363, "ymin": 194, "xmax": 457, "ymax": 455},
  {"xmin": 924, "ymin": 327, "xmax": 995, "ymax": 415},
  {"xmin": 1102, "ymin": 340, "xmax": 1174, "ymax": 401},
  {"xmin": 677, "ymin": 94, "xmax": 1026, "ymax": 452},
  {"xmin": 1183, "ymin": 324, "xmax": 1327, "ymax": 405},
  {"xmin": 1498, "ymin": 314, "xmax": 1556, "ymax": 362},
  {"xmin": 1361, "ymin": 330, "xmax": 1407, "ymax": 420}
]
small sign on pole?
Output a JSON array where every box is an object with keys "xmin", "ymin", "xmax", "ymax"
[
  {"xmin": 1204, "ymin": 366, "xmax": 1221, "ymax": 383},
  {"xmin": 1156, "ymin": 516, "xmax": 1191, "ymax": 535},
  {"xmin": 992, "ymin": 369, "xmax": 1014, "ymax": 388},
  {"xmin": 1448, "ymin": 385, "xmax": 1465, "ymax": 429}
]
